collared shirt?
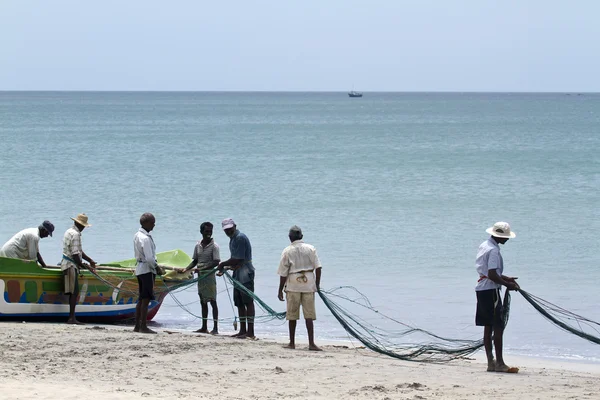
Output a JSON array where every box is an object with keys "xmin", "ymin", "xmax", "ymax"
[
  {"xmin": 475, "ymin": 237, "xmax": 504, "ymax": 291},
  {"xmin": 277, "ymin": 240, "xmax": 322, "ymax": 293},
  {"xmin": 0, "ymin": 228, "xmax": 40, "ymax": 261},
  {"xmin": 61, "ymin": 225, "xmax": 83, "ymax": 271},
  {"xmin": 134, "ymin": 228, "xmax": 158, "ymax": 276},
  {"xmin": 193, "ymin": 239, "xmax": 220, "ymax": 269},
  {"xmin": 229, "ymin": 230, "xmax": 255, "ymax": 284}
]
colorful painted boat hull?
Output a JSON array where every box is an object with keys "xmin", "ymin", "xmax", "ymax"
[{"xmin": 0, "ymin": 249, "xmax": 192, "ymax": 322}]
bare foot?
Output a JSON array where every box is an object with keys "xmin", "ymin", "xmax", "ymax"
[
  {"xmin": 139, "ymin": 327, "xmax": 157, "ymax": 334},
  {"xmin": 495, "ymin": 363, "xmax": 519, "ymax": 373},
  {"xmin": 231, "ymin": 332, "xmax": 246, "ymax": 338},
  {"xmin": 283, "ymin": 343, "xmax": 295, "ymax": 349},
  {"xmin": 133, "ymin": 326, "xmax": 140, "ymax": 333},
  {"xmin": 66, "ymin": 319, "xmax": 84, "ymax": 325},
  {"xmin": 194, "ymin": 328, "xmax": 208, "ymax": 334},
  {"xmin": 309, "ymin": 344, "xmax": 322, "ymax": 351},
  {"xmin": 210, "ymin": 329, "xmax": 219, "ymax": 335},
  {"xmin": 487, "ymin": 360, "xmax": 496, "ymax": 372}
]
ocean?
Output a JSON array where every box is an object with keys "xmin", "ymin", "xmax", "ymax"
[{"xmin": 0, "ymin": 91, "xmax": 598, "ymax": 362}]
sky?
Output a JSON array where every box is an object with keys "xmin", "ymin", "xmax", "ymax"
[{"xmin": 0, "ymin": 0, "xmax": 598, "ymax": 92}]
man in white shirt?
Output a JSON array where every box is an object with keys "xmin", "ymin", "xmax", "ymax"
[
  {"xmin": 0, "ymin": 220, "xmax": 55, "ymax": 268},
  {"xmin": 277, "ymin": 226, "xmax": 322, "ymax": 351},
  {"xmin": 60, "ymin": 214, "xmax": 97, "ymax": 325},
  {"xmin": 133, "ymin": 212, "xmax": 164, "ymax": 334},
  {"xmin": 475, "ymin": 221, "xmax": 519, "ymax": 373}
]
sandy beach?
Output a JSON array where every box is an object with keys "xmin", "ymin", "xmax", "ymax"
[{"xmin": 0, "ymin": 323, "xmax": 598, "ymax": 399}]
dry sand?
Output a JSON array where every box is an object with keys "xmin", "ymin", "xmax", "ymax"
[{"xmin": 0, "ymin": 322, "xmax": 598, "ymax": 399}]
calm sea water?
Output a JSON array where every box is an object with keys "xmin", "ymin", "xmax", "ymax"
[{"xmin": 0, "ymin": 92, "xmax": 599, "ymax": 362}]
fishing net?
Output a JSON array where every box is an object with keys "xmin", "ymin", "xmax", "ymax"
[
  {"xmin": 93, "ymin": 250, "xmax": 600, "ymax": 362},
  {"xmin": 518, "ymin": 289, "xmax": 600, "ymax": 345}
]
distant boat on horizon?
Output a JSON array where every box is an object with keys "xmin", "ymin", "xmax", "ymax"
[{"xmin": 348, "ymin": 90, "xmax": 363, "ymax": 98}]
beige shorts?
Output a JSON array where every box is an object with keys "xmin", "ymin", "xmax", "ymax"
[
  {"xmin": 286, "ymin": 291, "xmax": 316, "ymax": 321},
  {"xmin": 63, "ymin": 267, "xmax": 79, "ymax": 295}
]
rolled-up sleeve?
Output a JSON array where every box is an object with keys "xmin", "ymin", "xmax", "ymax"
[
  {"xmin": 487, "ymin": 249, "xmax": 500, "ymax": 271},
  {"xmin": 313, "ymin": 249, "xmax": 322, "ymax": 270},
  {"xmin": 26, "ymin": 234, "xmax": 38, "ymax": 260},
  {"xmin": 230, "ymin": 236, "xmax": 247, "ymax": 260},
  {"xmin": 142, "ymin": 237, "xmax": 157, "ymax": 267},
  {"xmin": 277, "ymin": 250, "xmax": 290, "ymax": 277}
]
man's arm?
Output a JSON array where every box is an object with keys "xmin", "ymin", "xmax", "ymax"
[
  {"xmin": 315, "ymin": 267, "xmax": 322, "ymax": 290},
  {"xmin": 81, "ymin": 251, "xmax": 96, "ymax": 269},
  {"xmin": 488, "ymin": 269, "xmax": 518, "ymax": 290},
  {"xmin": 278, "ymin": 276, "xmax": 287, "ymax": 301},
  {"xmin": 180, "ymin": 257, "xmax": 198, "ymax": 273},
  {"xmin": 36, "ymin": 252, "xmax": 48, "ymax": 268},
  {"xmin": 216, "ymin": 258, "xmax": 244, "ymax": 275}
]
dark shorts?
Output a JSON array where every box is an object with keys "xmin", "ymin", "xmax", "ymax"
[
  {"xmin": 137, "ymin": 272, "xmax": 156, "ymax": 300},
  {"xmin": 476, "ymin": 288, "xmax": 504, "ymax": 327},
  {"xmin": 233, "ymin": 280, "xmax": 254, "ymax": 307}
]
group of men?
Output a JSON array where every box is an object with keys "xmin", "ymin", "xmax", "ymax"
[
  {"xmin": 0, "ymin": 216, "xmax": 520, "ymax": 368},
  {"xmin": 0, "ymin": 213, "xmax": 324, "ymax": 348},
  {"xmin": 133, "ymin": 214, "xmax": 322, "ymax": 348}
]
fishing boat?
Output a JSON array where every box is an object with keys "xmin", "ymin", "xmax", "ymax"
[
  {"xmin": 0, "ymin": 250, "xmax": 193, "ymax": 322},
  {"xmin": 348, "ymin": 91, "xmax": 363, "ymax": 98}
]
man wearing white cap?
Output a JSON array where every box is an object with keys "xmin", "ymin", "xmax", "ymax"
[
  {"xmin": 475, "ymin": 221, "xmax": 519, "ymax": 373},
  {"xmin": 217, "ymin": 218, "xmax": 256, "ymax": 339},
  {"xmin": 61, "ymin": 213, "xmax": 97, "ymax": 325},
  {"xmin": 277, "ymin": 225, "xmax": 322, "ymax": 351},
  {"xmin": 0, "ymin": 220, "xmax": 55, "ymax": 268}
]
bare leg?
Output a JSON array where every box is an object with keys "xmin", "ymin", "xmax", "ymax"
[
  {"xmin": 232, "ymin": 306, "xmax": 247, "ymax": 337},
  {"xmin": 139, "ymin": 299, "xmax": 156, "ymax": 334},
  {"xmin": 134, "ymin": 301, "xmax": 142, "ymax": 332},
  {"xmin": 210, "ymin": 300, "xmax": 219, "ymax": 334},
  {"xmin": 306, "ymin": 319, "xmax": 321, "ymax": 351},
  {"xmin": 483, "ymin": 326, "xmax": 494, "ymax": 371},
  {"xmin": 195, "ymin": 302, "xmax": 209, "ymax": 333},
  {"xmin": 66, "ymin": 293, "xmax": 83, "ymax": 324},
  {"xmin": 246, "ymin": 301, "xmax": 255, "ymax": 338},
  {"xmin": 493, "ymin": 326, "xmax": 505, "ymax": 367},
  {"xmin": 284, "ymin": 320, "xmax": 297, "ymax": 349}
]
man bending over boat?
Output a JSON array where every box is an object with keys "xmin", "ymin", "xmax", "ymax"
[
  {"xmin": 177, "ymin": 221, "xmax": 220, "ymax": 334},
  {"xmin": 61, "ymin": 214, "xmax": 96, "ymax": 325},
  {"xmin": 0, "ymin": 220, "xmax": 55, "ymax": 268},
  {"xmin": 475, "ymin": 222, "xmax": 519, "ymax": 373},
  {"xmin": 277, "ymin": 225, "xmax": 322, "ymax": 351},
  {"xmin": 134, "ymin": 212, "xmax": 165, "ymax": 334},
  {"xmin": 217, "ymin": 218, "xmax": 256, "ymax": 339}
]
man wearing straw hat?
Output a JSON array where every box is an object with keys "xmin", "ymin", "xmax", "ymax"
[
  {"xmin": 0, "ymin": 220, "xmax": 55, "ymax": 268},
  {"xmin": 475, "ymin": 221, "xmax": 520, "ymax": 373},
  {"xmin": 61, "ymin": 213, "xmax": 97, "ymax": 325},
  {"xmin": 277, "ymin": 225, "xmax": 322, "ymax": 351}
]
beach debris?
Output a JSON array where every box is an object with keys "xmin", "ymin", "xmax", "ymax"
[
  {"xmin": 361, "ymin": 385, "xmax": 387, "ymax": 392},
  {"xmin": 86, "ymin": 326, "xmax": 106, "ymax": 330},
  {"xmin": 397, "ymin": 382, "xmax": 427, "ymax": 390},
  {"xmin": 274, "ymin": 366, "xmax": 284, "ymax": 374}
]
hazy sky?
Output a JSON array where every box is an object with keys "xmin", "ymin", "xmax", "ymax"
[{"xmin": 0, "ymin": 1, "xmax": 598, "ymax": 91}]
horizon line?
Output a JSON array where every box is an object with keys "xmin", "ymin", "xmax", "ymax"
[{"xmin": 0, "ymin": 90, "xmax": 598, "ymax": 94}]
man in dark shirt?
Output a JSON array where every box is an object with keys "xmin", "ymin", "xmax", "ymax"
[{"xmin": 217, "ymin": 218, "xmax": 256, "ymax": 339}]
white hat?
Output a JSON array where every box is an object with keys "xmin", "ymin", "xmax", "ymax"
[
  {"xmin": 222, "ymin": 218, "xmax": 235, "ymax": 229},
  {"xmin": 486, "ymin": 221, "xmax": 516, "ymax": 238}
]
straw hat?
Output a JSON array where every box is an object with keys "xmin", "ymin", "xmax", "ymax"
[
  {"xmin": 486, "ymin": 221, "xmax": 515, "ymax": 238},
  {"xmin": 71, "ymin": 213, "xmax": 91, "ymax": 227}
]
